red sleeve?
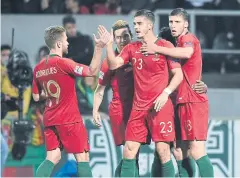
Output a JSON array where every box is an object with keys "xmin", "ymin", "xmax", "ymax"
[
  {"xmin": 118, "ymin": 44, "xmax": 132, "ymax": 64},
  {"xmin": 180, "ymin": 34, "xmax": 195, "ymax": 48},
  {"xmin": 32, "ymin": 68, "xmax": 40, "ymax": 94},
  {"xmin": 98, "ymin": 60, "xmax": 111, "ymax": 86},
  {"xmin": 58, "ymin": 58, "xmax": 90, "ymax": 77},
  {"xmin": 163, "ymin": 41, "xmax": 181, "ymax": 69}
]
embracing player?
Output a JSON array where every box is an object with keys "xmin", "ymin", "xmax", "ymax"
[
  {"xmin": 141, "ymin": 8, "xmax": 214, "ymax": 177},
  {"xmin": 155, "ymin": 26, "xmax": 207, "ymax": 177},
  {"xmin": 98, "ymin": 10, "xmax": 184, "ymax": 177},
  {"xmin": 93, "ymin": 20, "xmax": 138, "ymax": 176},
  {"xmin": 32, "ymin": 25, "xmax": 107, "ymax": 177}
]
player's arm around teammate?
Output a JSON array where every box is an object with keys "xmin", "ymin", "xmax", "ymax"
[
  {"xmin": 157, "ymin": 26, "xmax": 209, "ymax": 177},
  {"xmin": 140, "ymin": 34, "xmax": 193, "ymax": 60},
  {"xmin": 96, "ymin": 10, "xmax": 183, "ymax": 177},
  {"xmin": 143, "ymin": 8, "xmax": 213, "ymax": 177},
  {"xmin": 153, "ymin": 42, "xmax": 183, "ymax": 112}
]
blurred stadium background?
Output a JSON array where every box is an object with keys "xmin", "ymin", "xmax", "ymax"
[{"xmin": 1, "ymin": 0, "xmax": 240, "ymax": 177}]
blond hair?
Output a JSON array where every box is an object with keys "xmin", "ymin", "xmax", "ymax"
[
  {"xmin": 112, "ymin": 20, "xmax": 132, "ymax": 37},
  {"xmin": 44, "ymin": 26, "xmax": 66, "ymax": 49}
]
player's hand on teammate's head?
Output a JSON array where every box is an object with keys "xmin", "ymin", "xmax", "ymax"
[
  {"xmin": 153, "ymin": 92, "xmax": 169, "ymax": 112},
  {"xmin": 93, "ymin": 111, "xmax": 102, "ymax": 127},
  {"xmin": 140, "ymin": 42, "xmax": 158, "ymax": 55},
  {"xmin": 192, "ymin": 80, "xmax": 207, "ymax": 94}
]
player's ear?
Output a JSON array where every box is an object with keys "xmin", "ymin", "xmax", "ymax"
[
  {"xmin": 148, "ymin": 22, "xmax": 153, "ymax": 30},
  {"xmin": 184, "ymin": 21, "xmax": 189, "ymax": 29},
  {"xmin": 56, "ymin": 41, "xmax": 61, "ymax": 48}
]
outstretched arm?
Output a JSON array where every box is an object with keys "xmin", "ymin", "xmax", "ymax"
[
  {"xmin": 140, "ymin": 42, "xmax": 193, "ymax": 59},
  {"xmin": 92, "ymin": 84, "xmax": 106, "ymax": 127},
  {"xmin": 96, "ymin": 25, "xmax": 125, "ymax": 70},
  {"xmin": 106, "ymin": 43, "xmax": 125, "ymax": 70}
]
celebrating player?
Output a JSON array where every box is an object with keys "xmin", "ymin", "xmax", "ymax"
[
  {"xmin": 141, "ymin": 8, "xmax": 214, "ymax": 177},
  {"xmin": 153, "ymin": 26, "xmax": 206, "ymax": 177},
  {"xmin": 32, "ymin": 25, "xmax": 107, "ymax": 177},
  {"xmin": 93, "ymin": 20, "xmax": 138, "ymax": 176},
  {"xmin": 97, "ymin": 10, "xmax": 184, "ymax": 177}
]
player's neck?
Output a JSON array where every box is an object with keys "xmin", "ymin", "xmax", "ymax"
[
  {"xmin": 179, "ymin": 29, "xmax": 189, "ymax": 38},
  {"xmin": 49, "ymin": 49, "xmax": 63, "ymax": 58},
  {"xmin": 142, "ymin": 31, "xmax": 157, "ymax": 43}
]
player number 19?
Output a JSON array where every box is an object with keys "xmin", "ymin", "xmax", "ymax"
[{"xmin": 43, "ymin": 80, "xmax": 60, "ymax": 107}]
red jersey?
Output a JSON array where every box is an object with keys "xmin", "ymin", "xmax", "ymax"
[
  {"xmin": 98, "ymin": 56, "xmax": 134, "ymax": 113},
  {"xmin": 176, "ymin": 33, "xmax": 208, "ymax": 104},
  {"xmin": 119, "ymin": 39, "xmax": 181, "ymax": 111},
  {"xmin": 32, "ymin": 54, "xmax": 91, "ymax": 127}
]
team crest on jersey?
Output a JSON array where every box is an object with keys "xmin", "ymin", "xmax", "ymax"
[
  {"xmin": 152, "ymin": 53, "xmax": 160, "ymax": 61},
  {"xmin": 74, "ymin": 66, "xmax": 83, "ymax": 75},
  {"xmin": 183, "ymin": 41, "xmax": 193, "ymax": 47}
]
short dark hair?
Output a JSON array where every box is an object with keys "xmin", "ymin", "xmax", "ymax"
[
  {"xmin": 44, "ymin": 26, "xmax": 66, "ymax": 49},
  {"xmin": 134, "ymin": 9, "xmax": 155, "ymax": 24},
  {"xmin": 158, "ymin": 27, "xmax": 176, "ymax": 46},
  {"xmin": 63, "ymin": 15, "xmax": 76, "ymax": 26},
  {"xmin": 1, "ymin": 44, "xmax": 11, "ymax": 51},
  {"xmin": 38, "ymin": 46, "xmax": 50, "ymax": 56},
  {"xmin": 169, "ymin": 8, "xmax": 189, "ymax": 22},
  {"xmin": 112, "ymin": 20, "xmax": 133, "ymax": 38}
]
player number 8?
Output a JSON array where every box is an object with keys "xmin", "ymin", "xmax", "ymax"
[
  {"xmin": 43, "ymin": 80, "xmax": 60, "ymax": 107},
  {"xmin": 132, "ymin": 58, "xmax": 143, "ymax": 70},
  {"xmin": 184, "ymin": 120, "xmax": 192, "ymax": 132}
]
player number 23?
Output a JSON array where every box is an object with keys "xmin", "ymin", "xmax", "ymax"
[
  {"xmin": 43, "ymin": 80, "xmax": 60, "ymax": 107},
  {"xmin": 132, "ymin": 58, "xmax": 143, "ymax": 70},
  {"xmin": 160, "ymin": 121, "xmax": 173, "ymax": 133}
]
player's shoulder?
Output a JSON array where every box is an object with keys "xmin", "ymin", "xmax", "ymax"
[
  {"xmin": 127, "ymin": 41, "xmax": 142, "ymax": 49},
  {"xmin": 181, "ymin": 33, "xmax": 199, "ymax": 43},
  {"xmin": 56, "ymin": 57, "xmax": 73, "ymax": 66}
]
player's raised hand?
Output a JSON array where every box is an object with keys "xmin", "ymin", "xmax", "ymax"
[
  {"xmin": 93, "ymin": 33, "xmax": 105, "ymax": 48},
  {"xmin": 192, "ymin": 80, "xmax": 207, "ymax": 94},
  {"xmin": 140, "ymin": 42, "xmax": 158, "ymax": 55},
  {"xmin": 108, "ymin": 28, "xmax": 114, "ymax": 45},
  {"xmin": 93, "ymin": 26, "xmax": 109, "ymax": 48},
  {"xmin": 93, "ymin": 111, "xmax": 102, "ymax": 127},
  {"xmin": 153, "ymin": 92, "xmax": 169, "ymax": 112},
  {"xmin": 95, "ymin": 25, "xmax": 112, "ymax": 47}
]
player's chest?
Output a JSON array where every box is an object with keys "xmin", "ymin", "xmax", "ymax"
[{"xmin": 131, "ymin": 51, "xmax": 167, "ymax": 72}]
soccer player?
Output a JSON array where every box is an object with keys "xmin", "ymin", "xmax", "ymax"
[
  {"xmin": 32, "ymin": 25, "xmax": 107, "ymax": 177},
  {"xmin": 92, "ymin": 20, "xmax": 137, "ymax": 176},
  {"xmin": 153, "ymin": 26, "xmax": 206, "ymax": 178},
  {"xmin": 140, "ymin": 8, "xmax": 214, "ymax": 177},
  {"xmin": 97, "ymin": 9, "xmax": 184, "ymax": 177}
]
